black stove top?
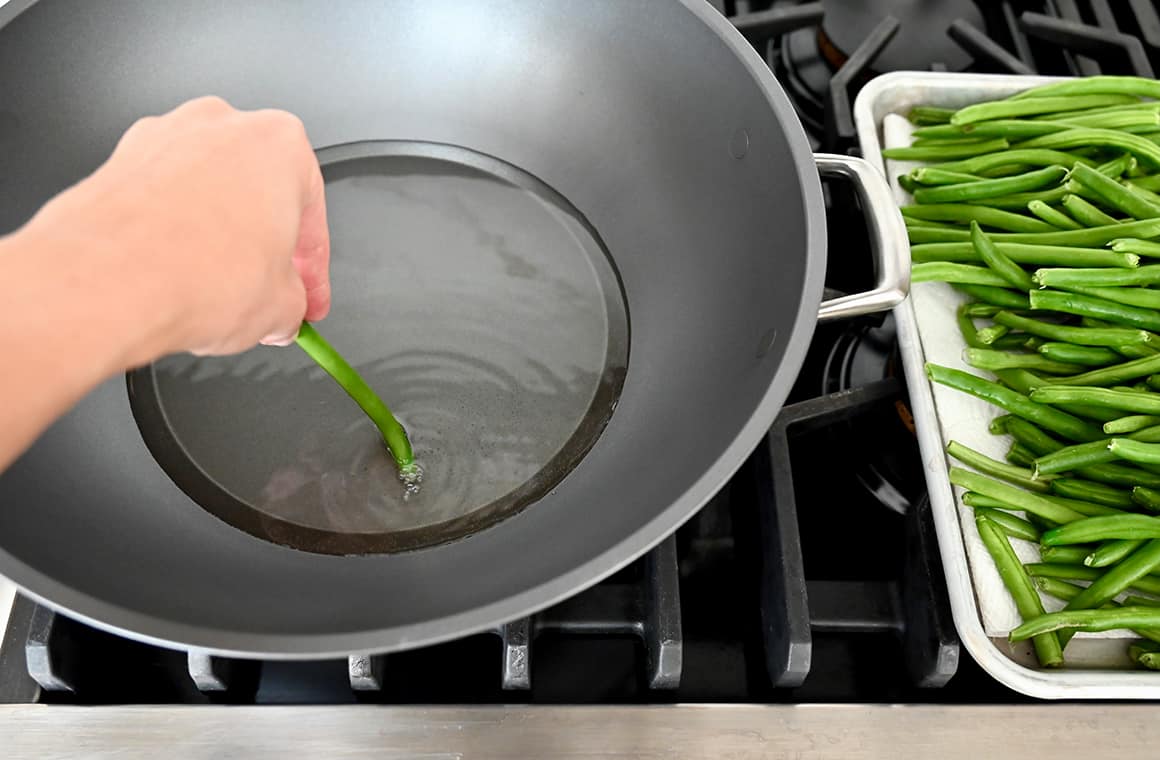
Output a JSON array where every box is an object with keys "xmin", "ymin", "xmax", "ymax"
[{"xmin": 4, "ymin": 0, "xmax": 1160, "ymax": 706}]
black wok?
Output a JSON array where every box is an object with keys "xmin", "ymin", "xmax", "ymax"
[{"xmin": 0, "ymin": 0, "xmax": 907, "ymax": 657}]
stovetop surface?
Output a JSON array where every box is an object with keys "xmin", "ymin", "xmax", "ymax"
[{"xmin": 4, "ymin": 0, "xmax": 1160, "ymax": 707}]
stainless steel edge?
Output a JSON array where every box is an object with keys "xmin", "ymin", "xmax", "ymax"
[
  {"xmin": 1, "ymin": 704, "xmax": 1159, "ymax": 760},
  {"xmin": 814, "ymin": 153, "xmax": 910, "ymax": 321},
  {"xmin": 853, "ymin": 71, "xmax": 1160, "ymax": 699}
]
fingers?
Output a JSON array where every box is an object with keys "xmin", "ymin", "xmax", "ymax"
[
  {"xmin": 294, "ymin": 160, "xmax": 331, "ymax": 322},
  {"xmin": 259, "ymin": 264, "xmax": 308, "ymax": 347}
]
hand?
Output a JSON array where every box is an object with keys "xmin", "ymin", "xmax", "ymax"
[{"xmin": 20, "ymin": 95, "xmax": 331, "ymax": 360}]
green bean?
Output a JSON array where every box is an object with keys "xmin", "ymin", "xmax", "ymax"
[
  {"xmin": 951, "ymin": 94, "xmax": 1140, "ymax": 125},
  {"xmin": 1038, "ymin": 539, "xmax": 1160, "ymax": 644},
  {"xmin": 1028, "ymin": 200, "xmax": 1083, "ymax": 230},
  {"xmin": 964, "ymin": 348, "xmax": 1083, "ymax": 375},
  {"xmin": 1007, "ymin": 442, "xmax": 1039, "ymax": 469},
  {"xmin": 1130, "ymin": 175, "xmax": 1160, "ymax": 192},
  {"xmin": 976, "ymin": 324, "xmax": 1010, "ymax": 345},
  {"xmin": 1056, "ymin": 284, "xmax": 1160, "ymax": 310},
  {"xmin": 909, "ymin": 105, "xmax": 956, "ymax": 125},
  {"xmin": 1134, "ymin": 486, "xmax": 1160, "ymax": 512},
  {"xmin": 1070, "ymin": 163, "xmax": 1160, "ymax": 220},
  {"xmin": 1028, "ymin": 290, "xmax": 1160, "ymax": 332},
  {"xmin": 993, "ymin": 368, "xmax": 1121, "ymax": 423},
  {"xmin": 911, "ymin": 262, "xmax": 1012, "ymax": 286},
  {"xmin": 993, "ymin": 312, "xmax": 1157, "ymax": 348},
  {"xmin": 953, "ymin": 284, "xmax": 1030, "ymax": 309},
  {"xmin": 934, "ymin": 149, "xmax": 1097, "ymax": 176},
  {"xmin": 1110, "ymin": 438, "xmax": 1160, "ymax": 467},
  {"xmin": 1095, "ymin": 154, "xmax": 1139, "ymax": 179},
  {"xmin": 902, "ymin": 204, "xmax": 1056, "ymax": 232},
  {"xmin": 911, "ymin": 123, "xmax": 968, "ymax": 139},
  {"xmin": 972, "ymin": 506, "xmax": 1041, "ymax": 541},
  {"xmin": 946, "ymin": 440, "xmax": 1052, "ymax": 492},
  {"xmin": 1059, "ymin": 110, "xmax": 1160, "ymax": 132},
  {"xmin": 1010, "ymin": 76, "xmax": 1160, "ymax": 101},
  {"xmin": 1034, "ymin": 440, "xmax": 1119, "ymax": 475},
  {"xmin": 911, "ymin": 241, "xmax": 1138, "ymax": 268},
  {"xmin": 956, "ymin": 303, "xmax": 987, "ymax": 349},
  {"xmin": 991, "ymin": 414, "xmax": 1015, "ymax": 434},
  {"xmin": 1033, "ymin": 264, "xmax": 1160, "ymax": 287},
  {"xmin": 1031, "ymin": 386, "xmax": 1160, "ymax": 415},
  {"xmin": 1048, "ymin": 351, "xmax": 1160, "ymax": 387},
  {"xmin": 968, "ymin": 220, "xmax": 1033, "ymax": 291},
  {"xmin": 1041, "ymin": 546, "xmax": 1096, "ymax": 565},
  {"xmin": 1126, "ymin": 596, "xmax": 1160, "ymax": 608},
  {"xmin": 975, "ymin": 516, "xmax": 1063, "ymax": 666},
  {"xmin": 1130, "ymin": 424, "xmax": 1160, "ymax": 444},
  {"xmin": 970, "ymin": 186, "xmax": 1074, "ymax": 210},
  {"xmin": 928, "ymin": 364, "xmax": 1103, "ymax": 442},
  {"xmin": 1042, "ymin": 515, "xmax": 1160, "ymax": 545},
  {"xmin": 1008, "ymin": 418, "xmax": 1160, "ymax": 488},
  {"xmin": 1038, "ymin": 343, "xmax": 1120, "ymax": 367},
  {"xmin": 1105, "ymin": 415, "xmax": 1160, "ymax": 434},
  {"xmin": 961, "ymin": 492, "xmax": 1013, "ymax": 510},
  {"xmin": 912, "ymin": 166, "xmax": 1067, "ymax": 205},
  {"xmin": 896, "ymin": 173, "xmax": 920, "ymax": 195},
  {"xmin": 965, "ymin": 303, "xmax": 1003, "ymax": 318},
  {"xmin": 1087, "ymin": 539, "xmax": 1147, "ymax": 568},
  {"xmin": 1035, "ymin": 577, "xmax": 1094, "ymax": 603},
  {"xmin": 295, "ymin": 323, "xmax": 415, "ymax": 470},
  {"xmin": 1019, "ymin": 128, "xmax": 1160, "ymax": 170},
  {"xmin": 919, "ymin": 219, "xmax": 1160, "ymax": 246},
  {"xmin": 1110, "ymin": 238, "xmax": 1160, "ymax": 257},
  {"xmin": 958, "ymin": 120, "xmax": 1070, "ymax": 139},
  {"xmin": 909, "ymin": 167, "xmax": 984, "ymax": 185},
  {"xmin": 883, "ymin": 138, "xmax": 1010, "ymax": 161},
  {"xmin": 1010, "ymin": 606, "xmax": 1160, "ymax": 641},
  {"xmin": 1026, "ymin": 563, "xmax": 1160, "ymax": 594},
  {"xmin": 950, "ymin": 467, "xmax": 1086, "ymax": 523},
  {"xmin": 1050, "ymin": 478, "xmax": 1134, "ymax": 508},
  {"xmin": 1062, "ymin": 194, "xmax": 1122, "ymax": 227},
  {"xmin": 1149, "ymin": 376, "xmax": 1160, "ymax": 392},
  {"xmin": 912, "ymin": 135, "xmax": 991, "ymax": 148}
]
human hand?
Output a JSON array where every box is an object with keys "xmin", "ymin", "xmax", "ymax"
[{"xmin": 20, "ymin": 96, "xmax": 330, "ymax": 361}]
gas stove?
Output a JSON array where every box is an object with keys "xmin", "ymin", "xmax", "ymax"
[{"xmin": 4, "ymin": 0, "xmax": 1160, "ymax": 755}]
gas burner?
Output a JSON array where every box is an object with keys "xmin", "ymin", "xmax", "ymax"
[
  {"xmin": 772, "ymin": 0, "xmax": 985, "ymax": 145},
  {"xmin": 819, "ymin": 0, "xmax": 984, "ymax": 73},
  {"xmin": 819, "ymin": 315, "xmax": 923, "ymax": 515}
]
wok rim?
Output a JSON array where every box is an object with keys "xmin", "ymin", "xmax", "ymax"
[{"xmin": 0, "ymin": 0, "xmax": 828, "ymax": 658}]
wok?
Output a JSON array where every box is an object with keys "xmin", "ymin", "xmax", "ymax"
[{"xmin": 0, "ymin": 0, "xmax": 908, "ymax": 657}]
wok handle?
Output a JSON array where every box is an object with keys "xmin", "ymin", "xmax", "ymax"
[{"xmin": 812, "ymin": 153, "xmax": 910, "ymax": 322}]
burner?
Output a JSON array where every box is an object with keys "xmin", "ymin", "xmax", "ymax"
[
  {"xmin": 820, "ymin": 315, "xmax": 923, "ymax": 515},
  {"xmin": 819, "ymin": 0, "xmax": 984, "ymax": 73}
]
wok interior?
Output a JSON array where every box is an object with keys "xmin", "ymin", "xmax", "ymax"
[{"xmin": 0, "ymin": 0, "xmax": 816, "ymax": 646}]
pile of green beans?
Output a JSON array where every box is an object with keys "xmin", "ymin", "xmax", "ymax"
[{"xmin": 896, "ymin": 77, "xmax": 1160, "ymax": 669}]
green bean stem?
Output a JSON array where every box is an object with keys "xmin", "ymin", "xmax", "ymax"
[{"xmin": 295, "ymin": 322, "xmax": 415, "ymax": 469}]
